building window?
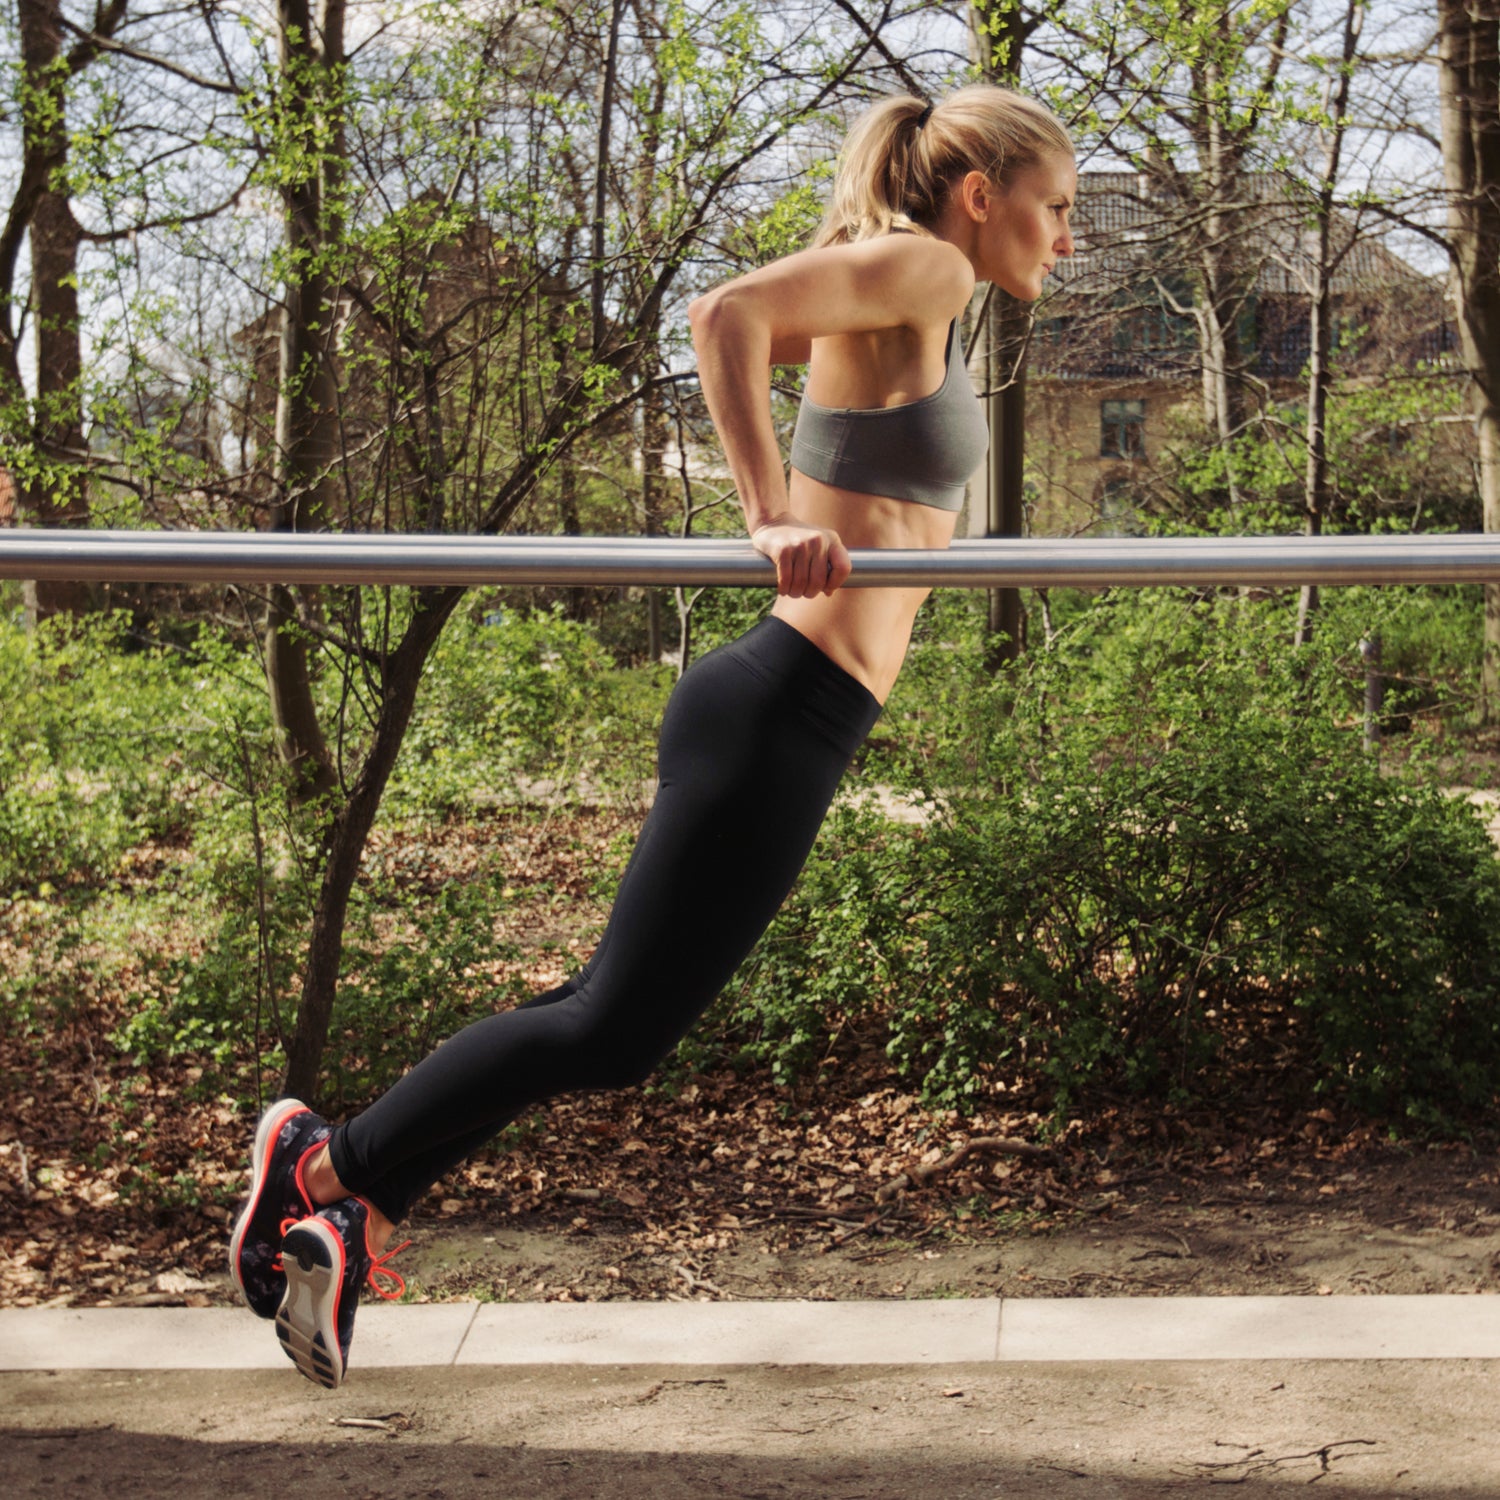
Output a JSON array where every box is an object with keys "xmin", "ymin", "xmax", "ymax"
[
  {"xmin": 1101, "ymin": 399, "xmax": 1146, "ymax": 458},
  {"xmin": 1098, "ymin": 477, "xmax": 1143, "ymax": 537}
]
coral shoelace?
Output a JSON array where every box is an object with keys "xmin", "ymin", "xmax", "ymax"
[
  {"xmin": 271, "ymin": 1216, "xmax": 301, "ymax": 1274},
  {"xmin": 365, "ymin": 1238, "xmax": 412, "ymax": 1302}
]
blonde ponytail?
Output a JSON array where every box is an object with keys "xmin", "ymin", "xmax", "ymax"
[{"xmin": 812, "ymin": 84, "xmax": 1073, "ymax": 249}]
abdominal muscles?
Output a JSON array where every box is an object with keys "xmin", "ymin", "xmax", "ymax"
[{"xmin": 771, "ymin": 471, "xmax": 960, "ymax": 703}]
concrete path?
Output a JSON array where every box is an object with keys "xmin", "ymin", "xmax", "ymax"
[{"xmin": 3, "ymin": 1294, "xmax": 1500, "ymax": 1370}]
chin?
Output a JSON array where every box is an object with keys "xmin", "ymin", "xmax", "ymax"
[{"xmin": 993, "ymin": 274, "xmax": 1043, "ymax": 301}]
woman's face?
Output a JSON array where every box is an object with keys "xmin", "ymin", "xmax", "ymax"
[{"xmin": 972, "ymin": 154, "xmax": 1077, "ymax": 300}]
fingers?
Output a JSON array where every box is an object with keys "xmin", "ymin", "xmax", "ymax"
[
  {"xmin": 755, "ymin": 522, "xmax": 852, "ymax": 598},
  {"xmin": 824, "ymin": 536, "xmax": 853, "ymax": 595}
]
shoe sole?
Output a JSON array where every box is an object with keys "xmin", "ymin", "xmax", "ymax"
[
  {"xmin": 276, "ymin": 1217, "xmax": 347, "ymax": 1389},
  {"xmin": 228, "ymin": 1097, "xmax": 309, "ymax": 1316}
]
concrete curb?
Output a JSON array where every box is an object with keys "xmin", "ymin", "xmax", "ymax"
[{"xmin": 3, "ymin": 1295, "xmax": 1499, "ymax": 1371}]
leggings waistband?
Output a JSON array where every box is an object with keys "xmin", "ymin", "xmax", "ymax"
[{"xmin": 716, "ymin": 616, "xmax": 883, "ymax": 760}]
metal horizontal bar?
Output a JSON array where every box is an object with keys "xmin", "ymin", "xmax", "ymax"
[{"xmin": 4, "ymin": 528, "xmax": 1500, "ymax": 588}]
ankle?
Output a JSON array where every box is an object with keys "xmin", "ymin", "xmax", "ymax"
[
  {"xmin": 365, "ymin": 1203, "xmax": 397, "ymax": 1256},
  {"xmin": 303, "ymin": 1147, "xmax": 398, "ymax": 1254},
  {"xmin": 303, "ymin": 1145, "xmax": 348, "ymax": 1208}
]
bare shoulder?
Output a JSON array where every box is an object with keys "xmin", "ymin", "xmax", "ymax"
[
  {"xmin": 691, "ymin": 233, "xmax": 973, "ymax": 350},
  {"xmin": 833, "ymin": 235, "xmax": 974, "ymax": 325}
]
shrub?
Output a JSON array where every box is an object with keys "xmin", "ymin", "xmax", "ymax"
[
  {"xmin": 0, "ymin": 613, "xmax": 198, "ymax": 891},
  {"xmin": 708, "ymin": 589, "xmax": 1500, "ymax": 1126},
  {"xmin": 388, "ymin": 607, "xmax": 661, "ymax": 815},
  {"xmin": 328, "ymin": 871, "xmax": 528, "ymax": 1108}
]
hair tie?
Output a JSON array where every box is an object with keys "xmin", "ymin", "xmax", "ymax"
[{"xmin": 915, "ymin": 102, "xmax": 934, "ymax": 130}]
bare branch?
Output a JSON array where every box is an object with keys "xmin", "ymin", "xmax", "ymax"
[{"xmin": 57, "ymin": 13, "xmax": 240, "ymax": 93}]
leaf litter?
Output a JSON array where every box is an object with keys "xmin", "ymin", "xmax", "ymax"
[{"xmin": 3, "ymin": 809, "xmax": 1499, "ymax": 1309}]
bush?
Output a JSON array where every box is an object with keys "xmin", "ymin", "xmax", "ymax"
[
  {"xmin": 0, "ymin": 613, "xmax": 198, "ymax": 891},
  {"xmin": 709, "ymin": 589, "xmax": 1500, "ymax": 1126},
  {"xmin": 388, "ymin": 607, "xmax": 664, "ymax": 815},
  {"xmin": 325, "ymin": 870, "xmax": 530, "ymax": 1107}
]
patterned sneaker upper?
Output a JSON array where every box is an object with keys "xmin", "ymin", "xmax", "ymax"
[
  {"xmin": 276, "ymin": 1195, "xmax": 410, "ymax": 1390},
  {"xmin": 228, "ymin": 1098, "xmax": 332, "ymax": 1319}
]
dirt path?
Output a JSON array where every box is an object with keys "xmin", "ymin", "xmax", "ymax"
[{"xmin": 7, "ymin": 1360, "xmax": 1499, "ymax": 1497}]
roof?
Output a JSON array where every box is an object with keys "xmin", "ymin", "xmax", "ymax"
[
  {"xmin": 1054, "ymin": 171, "xmax": 1437, "ymax": 299},
  {"xmin": 1027, "ymin": 171, "xmax": 1449, "ymax": 381}
]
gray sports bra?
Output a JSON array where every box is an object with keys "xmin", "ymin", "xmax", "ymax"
[{"xmin": 788, "ymin": 319, "xmax": 989, "ymax": 513}]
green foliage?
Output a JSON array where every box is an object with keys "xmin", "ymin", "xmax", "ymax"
[
  {"xmin": 11, "ymin": 578, "xmax": 1499, "ymax": 1136},
  {"xmin": 387, "ymin": 607, "xmax": 658, "ymax": 816},
  {"xmin": 112, "ymin": 664, "xmax": 319, "ymax": 1083},
  {"xmin": 94, "ymin": 607, "xmax": 663, "ymax": 1100},
  {"xmin": 1152, "ymin": 377, "xmax": 1475, "ymax": 536},
  {"xmin": 752, "ymin": 168, "xmax": 831, "ymax": 262},
  {"xmin": 698, "ymin": 799, "xmax": 916, "ymax": 1087},
  {"xmin": 0, "ymin": 613, "xmax": 198, "ymax": 892},
  {"xmin": 329, "ymin": 872, "xmax": 529, "ymax": 1107},
  {"xmin": 706, "ymin": 589, "xmax": 1500, "ymax": 1127}
]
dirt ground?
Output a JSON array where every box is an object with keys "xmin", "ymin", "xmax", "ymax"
[
  {"xmin": 8, "ymin": 1069, "xmax": 1500, "ymax": 1314},
  {"xmin": 7, "ymin": 1360, "xmax": 1500, "ymax": 1497},
  {"xmin": 9, "ymin": 1147, "xmax": 1500, "ymax": 1500},
  {"xmin": 389, "ymin": 1144, "xmax": 1500, "ymax": 1309}
]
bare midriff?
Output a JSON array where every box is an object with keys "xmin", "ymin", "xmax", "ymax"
[{"xmin": 772, "ymin": 469, "xmax": 958, "ymax": 704}]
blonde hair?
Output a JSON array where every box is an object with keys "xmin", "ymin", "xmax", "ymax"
[{"xmin": 811, "ymin": 84, "xmax": 1073, "ymax": 248}]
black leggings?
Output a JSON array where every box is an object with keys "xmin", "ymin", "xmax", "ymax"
[{"xmin": 327, "ymin": 616, "xmax": 882, "ymax": 1223}]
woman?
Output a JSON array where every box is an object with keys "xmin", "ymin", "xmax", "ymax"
[{"xmin": 229, "ymin": 83, "xmax": 1075, "ymax": 1389}]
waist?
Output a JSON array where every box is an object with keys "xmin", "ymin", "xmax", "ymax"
[
  {"xmin": 773, "ymin": 477, "xmax": 958, "ymax": 702},
  {"xmin": 787, "ymin": 471, "xmax": 961, "ymax": 550}
]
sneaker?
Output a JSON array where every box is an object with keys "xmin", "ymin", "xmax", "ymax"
[
  {"xmin": 276, "ymin": 1196, "xmax": 409, "ymax": 1390},
  {"xmin": 228, "ymin": 1098, "xmax": 332, "ymax": 1319}
]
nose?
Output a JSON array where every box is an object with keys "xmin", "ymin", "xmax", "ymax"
[{"xmin": 1056, "ymin": 226, "xmax": 1075, "ymax": 257}]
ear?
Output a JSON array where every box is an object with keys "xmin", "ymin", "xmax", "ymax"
[{"xmin": 955, "ymin": 169, "xmax": 991, "ymax": 223}]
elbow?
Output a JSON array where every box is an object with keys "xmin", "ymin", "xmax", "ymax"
[
  {"xmin": 687, "ymin": 288, "xmax": 718, "ymax": 328},
  {"xmin": 688, "ymin": 284, "xmax": 760, "ymax": 357},
  {"xmin": 687, "ymin": 286, "xmax": 730, "ymax": 350}
]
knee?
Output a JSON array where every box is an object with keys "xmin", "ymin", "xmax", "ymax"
[
  {"xmin": 533, "ymin": 991, "xmax": 669, "ymax": 1094},
  {"xmin": 573, "ymin": 1037, "xmax": 664, "ymax": 1093}
]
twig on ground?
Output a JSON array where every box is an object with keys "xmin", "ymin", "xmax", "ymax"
[
  {"xmin": 672, "ymin": 1260, "xmax": 726, "ymax": 1297},
  {"xmin": 637, "ymin": 1378, "xmax": 728, "ymax": 1404},
  {"xmin": 329, "ymin": 1413, "xmax": 412, "ymax": 1433},
  {"xmin": 824, "ymin": 1206, "xmax": 899, "ymax": 1250},
  {"xmin": 1185, "ymin": 1437, "xmax": 1378, "ymax": 1482},
  {"xmin": 876, "ymin": 1136, "xmax": 1049, "ymax": 1203}
]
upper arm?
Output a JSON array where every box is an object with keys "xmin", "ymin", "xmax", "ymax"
[{"xmin": 690, "ymin": 237, "xmax": 974, "ymax": 356}]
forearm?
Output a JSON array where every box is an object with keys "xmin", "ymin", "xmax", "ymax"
[{"xmin": 688, "ymin": 291, "xmax": 791, "ymax": 535}]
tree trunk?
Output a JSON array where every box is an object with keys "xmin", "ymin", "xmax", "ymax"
[
  {"xmin": 591, "ymin": 0, "xmax": 626, "ymax": 356},
  {"xmin": 14, "ymin": 0, "xmax": 96, "ymax": 622},
  {"xmin": 971, "ymin": 0, "xmax": 1035, "ymax": 667},
  {"xmin": 641, "ymin": 339, "xmax": 669, "ymax": 661},
  {"xmin": 1296, "ymin": 0, "xmax": 1363, "ymax": 648},
  {"xmin": 264, "ymin": 0, "xmax": 344, "ymax": 798},
  {"xmin": 1438, "ymin": 0, "xmax": 1500, "ymax": 721},
  {"xmin": 22, "ymin": 185, "xmax": 91, "ymax": 622},
  {"xmin": 1189, "ymin": 155, "xmax": 1252, "ymax": 513},
  {"xmin": 282, "ymin": 588, "xmax": 463, "ymax": 1100},
  {"xmin": 984, "ymin": 294, "xmax": 1028, "ymax": 665}
]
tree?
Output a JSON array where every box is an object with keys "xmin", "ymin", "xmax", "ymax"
[
  {"xmin": 971, "ymin": 0, "xmax": 1042, "ymax": 666},
  {"xmin": 257, "ymin": 0, "xmax": 940, "ymax": 1098},
  {"xmin": 1, "ymin": 0, "xmax": 126, "ymax": 621},
  {"xmin": 1294, "ymin": 0, "xmax": 1364, "ymax": 645},
  {"xmin": 1043, "ymin": 0, "xmax": 1296, "ymax": 514},
  {"xmin": 259, "ymin": 0, "xmax": 346, "ymax": 801},
  {"xmin": 1438, "ymin": 0, "xmax": 1500, "ymax": 717}
]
